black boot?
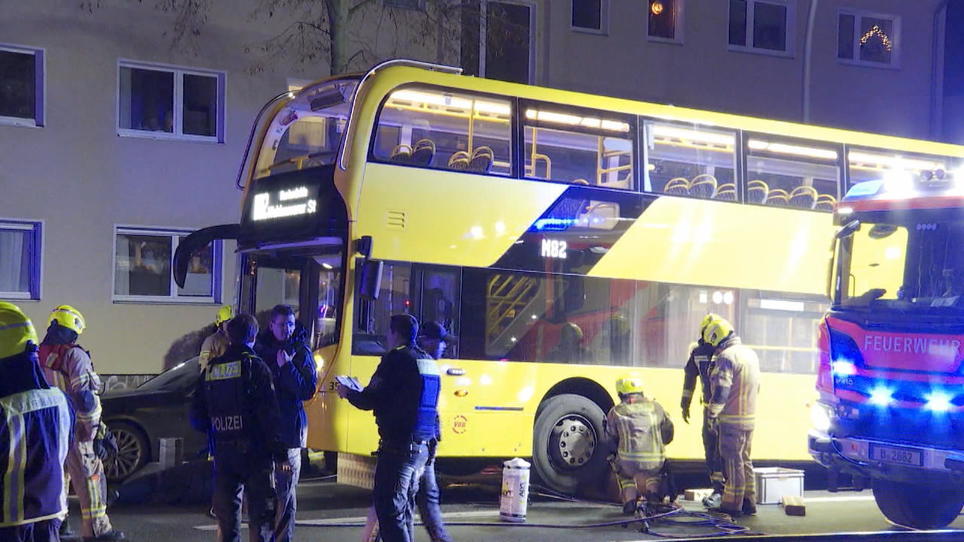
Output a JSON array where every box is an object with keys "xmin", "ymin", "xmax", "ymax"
[
  {"xmin": 59, "ymin": 521, "xmax": 80, "ymax": 541},
  {"xmin": 741, "ymin": 498, "xmax": 757, "ymax": 516},
  {"xmin": 622, "ymin": 498, "xmax": 638, "ymax": 515},
  {"xmin": 82, "ymin": 530, "xmax": 126, "ymax": 542}
]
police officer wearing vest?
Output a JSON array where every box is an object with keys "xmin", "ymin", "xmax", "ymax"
[
  {"xmin": 190, "ymin": 314, "xmax": 286, "ymax": 542},
  {"xmin": 337, "ymin": 314, "xmax": 441, "ymax": 542},
  {"xmin": 680, "ymin": 316, "xmax": 726, "ymax": 508},
  {"xmin": 0, "ymin": 302, "xmax": 72, "ymax": 542}
]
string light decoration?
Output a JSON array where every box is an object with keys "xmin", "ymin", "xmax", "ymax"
[
  {"xmin": 651, "ymin": 1, "xmax": 665, "ymax": 16},
  {"xmin": 859, "ymin": 24, "xmax": 893, "ymax": 52}
]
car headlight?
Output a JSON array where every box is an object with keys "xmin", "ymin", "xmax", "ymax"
[{"xmin": 811, "ymin": 402, "xmax": 833, "ymax": 432}]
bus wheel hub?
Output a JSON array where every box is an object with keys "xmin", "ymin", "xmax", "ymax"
[{"xmin": 552, "ymin": 415, "xmax": 596, "ymax": 469}]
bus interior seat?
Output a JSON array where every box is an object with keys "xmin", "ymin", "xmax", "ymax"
[
  {"xmin": 689, "ymin": 174, "xmax": 718, "ymax": 199},
  {"xmin": 468, "ymin": 146, "xmax": 494, "ymax": 173},
  {"xmin": 664, "ymin": 177, "xmax": 689, "ymax": 195},
  {"xmin": 572, "ymin": 178, "xmax": 590, "ymax": 185},
  {"xmin": 391, "ymin": 144, "xmax": 413, "ymax": 164},
  {"xmin": 410, "ymin": 139, "xmax": 436, "ymax": 167},
  {"xmin": 765, "ymin": 189, "xmax": 790, "ymax": 206},
  {"xmin": 789, "ymin": 186, "xmax": 818, "ymax": 209},
  {"xmin": 715, "ymin": 183, "xmax": 737, "ymax": 201},
  {"xmin": 815, "ymin": 193, "xmax": 837, "ymax": 211},
  {"xmin": 448, "ymin": 151, "xmax": 471, "ymax": 170},
  {"xmin": 747, "ymin": 180, "xmax": 769, "ymax": 203}
]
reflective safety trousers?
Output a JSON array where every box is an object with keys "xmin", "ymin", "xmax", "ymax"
[
  {"xmin": 0, "ymin": 389, "xmax": 71, "ymax": 528},
  {"xmin": 604, "ymin": 399, "xmax": 671, "ymax": 471}
]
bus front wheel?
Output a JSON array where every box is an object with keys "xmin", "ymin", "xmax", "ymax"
[
  {"xmin": 872, "ymin": 479, "xmax": 964, "ymax": 530},
  {"xmin": 532, "ymin": 393, "xmax": 608, "ymax": 496}
]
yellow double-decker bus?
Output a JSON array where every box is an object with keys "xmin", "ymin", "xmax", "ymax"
[{"xmin": 175, "ymin": 59, "xmax": 964, "ymax": 494}]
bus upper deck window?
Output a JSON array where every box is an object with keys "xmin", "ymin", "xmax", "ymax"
[
  {"xmin": 645, "ymin": 121, "xmax": 737, "ymax": 201},
  {"xmin": 847, "ymin": 150, "xmax": 950, "ymax": 190},
  {"xmin": 523, "ymin": 106, "xmax": 634, "ymax": 189},
  {"xmin": 372, "ymin": 87, "xmax": 512, "ymax": 176},
  {"xmin": 745, "ymin": 137, "xmax": 840, "ymax": 212}
]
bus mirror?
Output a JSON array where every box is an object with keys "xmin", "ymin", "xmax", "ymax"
[
  {"xmin": 360, "ymin": 260, "xmax": 383, "ymax": 299},
  {"xmin": 836, "ymin": 219, "xmax": 861, "ymax": 240}
]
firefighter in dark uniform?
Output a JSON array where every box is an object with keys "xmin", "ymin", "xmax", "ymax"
[
  {"xmin": 337, "ymin": 314, "xmax": 442, "ymax": 542},
  {"xmin": 680, "ymin": 318, "xmax": 726, "ymax": 508},
  {"xmin": 190, "ymin": 314, "xmax": 286, "ymax": 542}
]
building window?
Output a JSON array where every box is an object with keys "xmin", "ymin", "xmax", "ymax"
[
  {"xmin": 113, "ymin": 227, "xmax": 221, "ymax": 303},
  {"xmin": 838, "ymin": 11, "xmax": 899, "ymax": 67},
  {"xmin": 117, "ymin": 61, "xmax": 225, "ymax": 141},
  {"xmin": 648, "ymin": 0, "xmax": 682, "ymax": 42},
  {"xmin": 728, "ymin": 0, "xmax": 791, "ymax": 55},
  {"xmin": 462, "ymin": 0, "xmax": 535, "ymax": 84},
  {"xmin": 0, "ymin": 45, "xmax": 44, "ymax": 127},
  {"xmin": 0, "ymin": 220, "xmax": 42, "ymax": 300},
  {"xmin": 572, "ymin": 0, "xmax": 604, "ymax": 32}
]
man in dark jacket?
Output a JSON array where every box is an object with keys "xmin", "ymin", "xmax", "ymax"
[
  {"xmin": 0, "ymin": 302, "xmax": 72, "ymax": 542},
  {"xmin": 254, "ymin": 305, "xmax": 317, "ymax": 542},
  {"xmin": 680, "ymin": 336, "xmax": 725, "ymax": 508},
  {"xmin": 191, "ymin": 314, "xmax": 286, "ymax": 542},
  {"xmin": 337, "ymin": 314, "xmax": 441, "ymax": 542}
]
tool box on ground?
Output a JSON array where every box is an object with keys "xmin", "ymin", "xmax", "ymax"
[{"xmin": 753, "ymin": 467, "xmax": 804, "ymax": 504}]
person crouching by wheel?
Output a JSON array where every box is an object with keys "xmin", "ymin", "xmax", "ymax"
[{"xmin": 604, "ymin": 377, "xmax": 674, "ymax": 515}]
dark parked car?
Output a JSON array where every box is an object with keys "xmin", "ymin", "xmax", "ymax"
[{"xmin": 101, "ymin": 357, "xmax": 206, "ymax": 481}]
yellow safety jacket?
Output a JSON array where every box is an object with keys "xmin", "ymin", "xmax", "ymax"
[
  {"xmin": 707, "ymin": 336, "xmax": 760, "ymax": 430},
  {"xmin": 604, "ymin": 397, "xmax": 673, "ymax": 470}
]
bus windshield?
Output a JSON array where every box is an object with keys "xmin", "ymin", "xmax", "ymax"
[
  {"xmin": 253, "ymin": 78, "xmax": 359, "ymax": 180},
  {"xmin": 836, "ymin": 216, "xmax": 964, "ymax": 317}
]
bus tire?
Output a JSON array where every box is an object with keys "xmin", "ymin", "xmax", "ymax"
[
  {"xmin": 872, "ymin": 479, "xmax": 964, "ymax": 530},
  {"xmin": 532, "ymin": 393, "xmax": 608, "ymax": 496}
]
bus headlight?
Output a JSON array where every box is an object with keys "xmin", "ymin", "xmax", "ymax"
[{"xmin": 811, "ymin": 403, "xmax": 833, "ymax": 432}]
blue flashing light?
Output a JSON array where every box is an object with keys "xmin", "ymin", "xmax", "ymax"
[
  {"xmin": 926, "ymin": 391, "xmax": 953, "ymax": 413},
  {"xmin": 842, "ymin": 179, "xmax": 885, "ymax": 201},
  {"xmin": 868, "ymin": 387, "xmax": 894, "ymax": 407},
  {"xmin": 533, "ymin": 218, "xmax": 576, "ymax": 232},
  {"xmin": 831, "ymin": 360, "xmax": 857, "ymax": 377}
]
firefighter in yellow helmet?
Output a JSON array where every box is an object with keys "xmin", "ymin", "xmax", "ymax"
[
  {"xmin": 702, "ymin": 315, "xmax": 761, "ymax": 518},
  {"xmin": 39, "ymin": 305, "xmax": 126, "ymax": 541},
  {"xmin": 199, "ymin": 305, "xmax": 233, "ymax": 372},
  {"xmin": 604, "ymin": 377, "xmax": 674, "ymax": 515},
  {"xmin": 0, "ymin": 302, "xmax": 72, "ymax": 541}
]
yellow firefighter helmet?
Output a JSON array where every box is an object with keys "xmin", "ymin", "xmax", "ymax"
[
  {"xmin": 49, "ymin": 305, "xmax": 86, "ymax": 335},
  {"xmin": 616, "ymin": 377, "xmax": 645, "ymax": 396},
  {"xmin": 0, "ymin": 302, "xmax": 38, "ymax": 360},
  {"xmin": 702, "ymin": 315, "xmax": 734, "ymax": 347},
  {"xmin": 215, "ymin": 305, "xmax": 234, "ymax": 326}
]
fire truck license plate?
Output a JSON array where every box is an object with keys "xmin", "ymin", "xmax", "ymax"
[{"xmin": 869, "ymin": 444, "xmax": 923, "ymax": 466}]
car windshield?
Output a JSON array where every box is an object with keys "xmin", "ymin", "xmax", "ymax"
[
  {"xmin": 835, "ymin": 216, "xmax": 964, "ymax": 317},
  {"xmin": 137, "ymin": 357, "xmax": 199, "ymax": 391}
]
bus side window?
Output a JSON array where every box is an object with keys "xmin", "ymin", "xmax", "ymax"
[
  {"xmin": 744, "ymin": 136, "xmax": 840, "ymax": 211},
  {"xmin": 644, "ymin": 121, "xmax": 737, "ymax": 201},
  {"xmin": 523, "ymin": 104, "xmax": 634, "ymax": 189},
  {"xmin": 417, "ymin": 267, "xmax": 461, "ymax": 359},
  {"xmin": 352, "ymin": 260, "xmax": 414, "ymax": 356},
  {"xmin": 372, "ymin": 87, "xmax": 512, "ymax": 176},
  {"xmin": 740, "ymin": 293, "xmax": 829, "ymax": 374}
]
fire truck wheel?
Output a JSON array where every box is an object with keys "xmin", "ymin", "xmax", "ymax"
[
  {"xmin": 873, "ymin": 479, "xmax": 964, "ymax": 530},
  {"xmin": 532, "ymin": 394, "xmax": 608, "ymax": 496}
]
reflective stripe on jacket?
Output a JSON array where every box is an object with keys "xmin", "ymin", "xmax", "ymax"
[
  {"xmin": 38, "ymin": 343, "xmax": 102, "ymax": 441},
  {"xmin": 707, "ymin": 336, "xmax": 760, "ymax": 430},
  {"xmin": 604, "ymin": 398, "xmax": 672, "ymax": 470},
  {"xmin": 0, "ymin": 388, "xmax": 72, "ymax": 527}
]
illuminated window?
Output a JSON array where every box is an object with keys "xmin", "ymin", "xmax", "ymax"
[
  {"xmin": 744, "ymin": 136, "xmax": 840, "ymax": 211},
  {"xmin": 571, "ymin": 0, "xmax": 604, "ymax": 32},
  {"xmin": 728, "ymin": 0, "xmax": 791, "ymax": 54},
  {"xmin": 0, "ymin": 220, "xmax": 42, "ymax": 300},
  {"xmin": 373, "ymin": 87, "xmax": 512, "ymax": 176},
  {"xmin": 524, "ymin": 104, "xmax": 634, "ymax": 189},
  {"xmin": 648, "ymin": 0, "xmax": 682, "ymax": 42},
  {"xmin": 113, "ymin": 227, "xmax": 221, "ymax": 303},
  {"xmin": 741, "ymin": 292, "xmax": 828, "ymax": 373},
  {"xmin": 0, "ymin": 45, "xmax": 44, "ymax": 127},
  {"xmin": 118, "ymin": 61, "xmax": 225, "ymax": 141},
  {"xmin": 644, "ymin": 121, "xmax": 737, "ymax": 200},
  {"xmin": 847, "ymin": 149, "xmax": 951, "ymax": 188},
  {"xmin": 838, "ymin": 11, "xmax": 899, "ymax": 67}
]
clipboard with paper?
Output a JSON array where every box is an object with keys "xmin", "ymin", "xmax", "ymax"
[{"xmin": 335, "ymin": 375, "xmax": 363, "ymax": 392}]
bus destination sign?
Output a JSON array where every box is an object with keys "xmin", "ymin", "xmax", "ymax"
[{"xmin": 251, "ymin": 186, "xmax": 318, "ymax": 222}]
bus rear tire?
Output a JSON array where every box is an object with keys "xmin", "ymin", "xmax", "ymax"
[
  {"xmin": 532, "ymin": 393, "xmax": 608, "ymax": 496},
  {"xmin": 872, "ymin": 479, "xmax": 964, "ymax": 530}
]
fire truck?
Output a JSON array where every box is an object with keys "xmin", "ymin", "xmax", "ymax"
[{"xmin": 810, "ymin": 169, "xmax": 964, "ymax": 529}]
